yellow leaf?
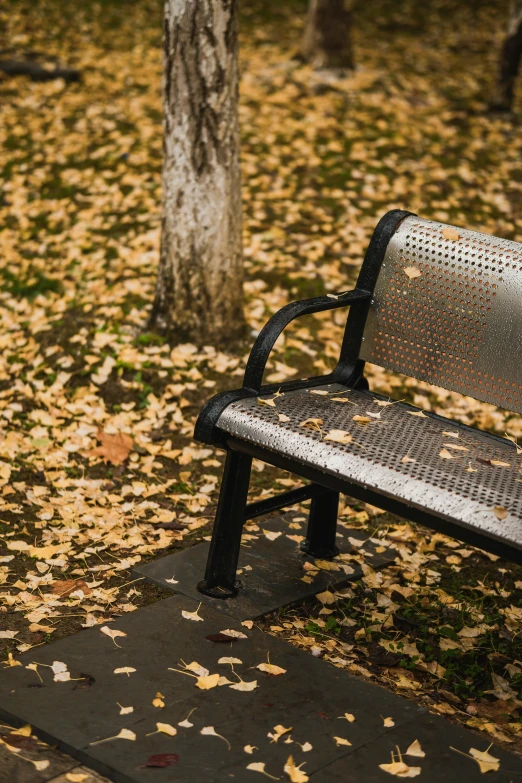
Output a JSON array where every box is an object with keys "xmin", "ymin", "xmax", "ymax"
[
  {"xmin": 403, "ymin": 267, "xmax": 422, "ymax": 280},
  {"xmin": 439, "ymin": 448, "xmax": 456, "ymax": 459},
  {"xmin": 181, "ymin": 608, "xmax": 204, "ymax": 622},
  {"xmin": 383, "ymin": 717, "xmax": 395, "ymax": 727},
  {"xmin": 338, "ymin": 713, "xmax": 356, "ymax": 722},
  {"xmin": 257, "ymin": 662, "xmax": 287, "ymax": 675},
  {"xmin": 442, "ymin": 227, "xmax": 460, "ymax": 241},
  {"xmin": 229, "ymin": 678, "xmax": 258, "ymax": 691},
  {"xmin": 490, "ymin": 460, "xmax": 510, "ymax": 467},
  {"xmin": 300, "ymin": 417, "xmax": 323, "ymax": 430},
  {"xmin": 156, "ymin": 722, "xmax": 177, "ymax": 736},
  {"xmin": 379, "ymin": 760, "xmax": 421, "ymax": 777},
  {"xmin": 401, "ymin": 455, "xmax": 416, "ymax": 464},
  {"xmin": 246, "ymin": 762, "xmax": 280, "ymax": 779},
  {"xmin": 333, "ymin": 736, "xmax": 352, "ymax": 746},
  {"xmin": 353, "ymin": 415, "xmax": 371, "ymax": 423},
  {"xmin": 284, "ymin": 755, "xmax": 309, "ymax": 782},
  {"xmin": 196, "ymin": 673, "xmax": 220, "ymax": 690},
  {"xmin": 493, "ymin": 506, "xmax": 508, "ymax": 520},
  {"xmin": 324, "ymin": 429, "xmax": 352, "ymax": 444},
  {"xmin": 258, "ymin": 397, "xmax": 276, "ymax": 407},
  {"xmin": 442, "ymin": 443, "xmax": 469, "ymax": 452},
  {"xmin": 268, "ymin": 725, "xmax": 292, "ymax": 743},
  {"xmin": 278, "ymin": 414, "xmax": 290, "ymax": 422},
  {"xmin": 100, "ymin": 626, "xmax": 127, "ymax": 647},
  {"xmin": 469, "ymin": 747, "xmax": 500, "ymax": 773},
  {"xmin": 408, "ymin": 410, "xmax": 428, "ymax": 418},
  {"xmin": 405, "ymin": 740, "xmax": 425, "ymax": 758}
]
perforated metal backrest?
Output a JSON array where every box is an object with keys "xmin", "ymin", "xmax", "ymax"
[{"xmin": 360, "ymin": 215, "xmax": 522, "ymax": 414}]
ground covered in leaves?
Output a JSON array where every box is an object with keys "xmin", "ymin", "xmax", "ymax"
[{"xmin": 1, "ymin": 0, "xmax": 522, "ymax": 758}]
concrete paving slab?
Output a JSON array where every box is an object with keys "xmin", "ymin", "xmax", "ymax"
[{"xmin": 133, "ymin": 512, "xmax": 395, "ymax": 620}]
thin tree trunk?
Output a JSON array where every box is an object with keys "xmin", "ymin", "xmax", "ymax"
[
  {"xmin": 490, "ymin": 0, "xmax": 522, "ymax": 112},
  {"xmin": 150, "ymin": 0, "xmax": 244, "ymax": 346},
  {"xmin": 301, "ymin": 0, "xmax": 355, "ymax": 70}
]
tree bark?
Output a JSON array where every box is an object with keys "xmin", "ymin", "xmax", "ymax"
[
  {"xmin": 150, "ymin": 0, "xmax": 244, "ymax": 346},
  {"xmin": 301, "ymin": 0, "xmax": 355, "ymax": 70},
  {"xmin": 490, "ymin": 0, "xmax": 522, "ymax": 112}
]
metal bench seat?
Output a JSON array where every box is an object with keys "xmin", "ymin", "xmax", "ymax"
[
  {"xmin": 195, "ymin": 209, "xmax": 522, "ymax": 599},
  {"xmin": 217, "ymin": 383, "xmax": 522, "ymax": 555}
]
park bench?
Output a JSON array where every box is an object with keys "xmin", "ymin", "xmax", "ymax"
[{"xmin": 194, "ymin": 209, "xmax": 522, "ymax": 599}]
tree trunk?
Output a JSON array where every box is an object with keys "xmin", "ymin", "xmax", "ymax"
[
  {"xmin": 490, "ymin": 0, "xmax": 522, "ymax": 112},
  {"xmin": 301, "ymin": 0, "xmax": 355, "ymax": 70},
  {"xmin": 150, "ymin": 0, "xmax": 244, "ymax": 346}
]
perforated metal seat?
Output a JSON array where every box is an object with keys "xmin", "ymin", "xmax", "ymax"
[
  {"xmin": 218, "ymin": 383, "xmax": 522, "ymax": 550},
  {"xmin": 195, "ymin": 210, "xmax": 522, "ymax": 599}
]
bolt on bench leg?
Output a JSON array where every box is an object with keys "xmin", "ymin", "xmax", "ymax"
[
  {"xmin": 300, "ymin": 488, "xmax": 340, "ymax": 559},
  {"xmin": 198, "ymin": 450, "xmax": 252, "ymax": 599}
]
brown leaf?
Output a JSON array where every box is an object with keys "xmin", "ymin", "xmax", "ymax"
[
  {"xmin": 86, "ymin": 428, "xmax": 133, "ymax": 465},
  {"xmin": 51, "ymin": 579, "xmax": 92, "ymax": 597},
  {"xmin": 141, "ymin": 753, "xmax": 179, "ymax": 768}
]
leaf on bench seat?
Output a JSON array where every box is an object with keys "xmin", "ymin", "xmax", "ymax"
[
  {"xmin": 442, "ymin": 227, "xmax": 460, "ymax": 241},
  {"xmin": 403, "ymin": 266, "xmax": 422, "ymax": 280}
]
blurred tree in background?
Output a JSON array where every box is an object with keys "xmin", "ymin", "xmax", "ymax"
[
  {"xmin": 490, "ymin": 0, "xmax": 522, "ymax": 112},
  {"xmin": 300, "ymin": 0, "xmax": 355, "ymax": 69}
]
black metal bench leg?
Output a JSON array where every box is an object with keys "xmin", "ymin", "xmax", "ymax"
[
  {"xmin": 197, "ymin": 450, "xmax": 252, "ymax": 599},
  {"xmin": 300, "ymin": 488, "xmax": 340, "ymax": 559}
]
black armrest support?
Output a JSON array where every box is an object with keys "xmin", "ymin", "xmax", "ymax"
[
  {"xmin": 194, "ymin": 287, "xmax": 371, "ymax": 445},
  {"xmin": 243, "ymin": 287, "xmax": 371, "ymax": 391}
]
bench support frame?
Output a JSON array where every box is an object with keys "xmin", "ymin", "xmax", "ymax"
[{"xmin": 196, "ymin": 209, "xmax": 419, "ymax": 598}]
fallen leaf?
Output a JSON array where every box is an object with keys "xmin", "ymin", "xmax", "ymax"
[
  {"xmin": 408, "ymin": 410, "xmax": 428, "ymax": 418},
  {"xmin": 118, "ymin": 704, "xmax": 134, "ymax": 715},
  {"xmin": 401, "ymin": 455, "xmax": 416, "ymax": 464},
  {"xmin": 257, "ymin": 662, "xmax": 287, "ymax": 676},
  {"xmin": 142, "ymin": 753, "xmax": 179, "ymax": 768},
  {"xmin": 196, "ymin": 673, "xmax": 221, "ymax": 690},
  {"xmin": 490, "ymin": 460, "xmax": 511, "ymax": 467},
  {"xmin": 468, "ymin": 746, "xmax": 500, "ymax": 773},
  {"xmin": 155, "ymin": 722, "xmax": 177, "ymax": 736},
  {"xmin": 353, "ymin": 415, "xmax": 371, "ymax": 423},
  {"xmin": 439, "ymin": 448, "xmax": 456, "ymax": 460},
  {"xmin": 218, "ymin": 657, "xmax": 243, "ymax": 665},
  {"xmin": 442, "ymin": 227, "xmax": 460, "ymax": 241},
  {"xmin": 51, "ymin": 579, "xmax": 92, "ymax": 597},
  {"xmin": 0, "ymin": 630, "xmax": 18, "ymax": 639},
  {"xmin": 403, "ymin": 267, "xmax": 422, "ymax": 279},
  {"xmin": 333, "ymin": 736, "xmax": 352, "ymax": 746},
  {"xmin": 246, "ymin": 761, "xmax": 280, "ymax": 779},
  {"xmin": 182, "ymin": 608, "xmax": 204, "ymax": 622},
  {"xmin": 338, "ymin": 713, "xmax": 356, "ymax": 722},
  {"xmin": 493, "ymin": 506, "xmax": 508, "ymax": 520},
  {"xmin": 201, "ymin": 725, "xmax": 231, "ymax": 750},
  {"xmin": 324, "ymin": 429, "xmax": 352, "ymax": 444},
  {"xmin": 300, "ymin": 417, "xmax": 323, "ymax": 430},
  {"xmin": 152, "ymin": 691, "xmax": 165, "ymax": 708},
  {"xmin": 90, "ymin": 728, "xmax": 136, "ymax": 745},
  {"xmin": 258, "ymin": 397, "xmax": 277, "ymax": 407},
  {"xmin": 284, "ymin": 755, "xmax": 308, "ymax": 782},
  {"xmin": 86, "ymin": 428, "xmax": 133, "ymax": 465},
  {"xmin": 278, "ymin": 414, "xmax": 290, "ymax": 422},
  {"xmin": 114, "ymin": 667, "xmax": 136, "ymax": 676},
  {"xmin": 268, "ymin": 725, "xmax": 293, "ymax": 743},
  {"xmin": 219, "ymin": 629, "xmax": 248, "ymax": 639},
  {"xmin": 230, "ymin": 678, "xmax": 258, "ymax": 691},
  {"xmin": 405, "ymin": 740, "xmax": 425, "ymax": 758},
  {"xmin": 379, "ymin": 760, "xmax": 421, "ymax": 777},
  {"xmin": 100, "ymin": 626, "xmax": 127, "ymax": 647},
  {"xmin": 383, "ymin": 717, "xmax": 395, "ymax": 727},
  {"xmin": 245, "ymin": 744, "xmax": 257, "ymax": 754}
]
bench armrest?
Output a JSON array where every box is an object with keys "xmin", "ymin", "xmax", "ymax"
[{"xmin": 243, "ymin": 287, "xmax": 371, "ymax": 391}]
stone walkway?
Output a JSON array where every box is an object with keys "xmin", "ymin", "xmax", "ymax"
[{"xmin": 1, "ymin": 515, "xmax": 521, "ymax": 782}]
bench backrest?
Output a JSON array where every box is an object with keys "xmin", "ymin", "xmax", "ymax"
[{"xmin": 360, "ymin": 215, "xmax": 522, "ymax": 414}]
